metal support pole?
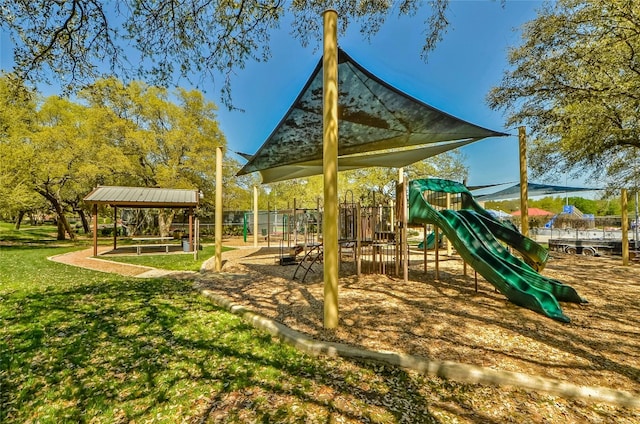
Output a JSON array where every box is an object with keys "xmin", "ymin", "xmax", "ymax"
[
  {"xmin": 267, "ymin": 202, "xmax": 271, "ymax": 248},
  {"xmin": 423, "ymin": 224, "xmax": 428, "ymax": 274},
  {"xmin": 519, "ymin": 126, "xmax": 529, "ymax": 237},
  {"xmin": 434, "ymin": 226, "xmax": 440, "ymax": 281},
  {"xmin": 356, "ymin": 202, "xmax": 362, "ymax": 276},
  {"xmin": 635, "ymin": 190, "xmax": 639, "ymax": 250},
  {"xmin": 253, "ymin": 186, "xmax": 259, "ymax": 248},
  {"xmin": 622, "ymin": 188, "xmax": 629, "ymax": 266},
  {"xmin": 322, "ymin": 9, "xmax": 339, "ymax": 329},
  {"xmin": 446, "ymin": 192, "xmax": 452, "ymax": 256},
  {"xmin": 215, "ymin": 146, "xmax": 223, "ymax": 271}
]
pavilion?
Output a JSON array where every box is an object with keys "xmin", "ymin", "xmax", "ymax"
[{"xmin": 83, "ymin": 186, "xmax": 200, "ymax": 257}]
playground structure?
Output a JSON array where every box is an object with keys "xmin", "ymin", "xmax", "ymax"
[
  {"xmin": 240, "ymin": 177, "xmax": 587, "ymax": 322},
  {"xmin": 243, "ymin": 194, "xmax": 400, "ymax": 275}
]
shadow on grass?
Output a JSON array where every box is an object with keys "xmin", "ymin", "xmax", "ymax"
[{"xmin": 0, "ymin": 276, "xmax": 444, "ymax": 423}]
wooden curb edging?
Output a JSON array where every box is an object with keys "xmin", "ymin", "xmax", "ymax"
[{"xmin": 200, "ymin": 289, "xmax": 640, "ymax": 409}]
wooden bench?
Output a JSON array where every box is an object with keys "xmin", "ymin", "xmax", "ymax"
[{"xmin": 132, "ymin": 237, "xmax": 176, "ymax": 255}]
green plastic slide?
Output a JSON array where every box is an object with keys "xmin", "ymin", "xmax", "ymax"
[
  {"xmin": 408, "ymin": 178, "xmax": 586, "ymax": 322},
  {"xmin": 417, "ymin": 231, "xmax": 442, "ymax": 250}
]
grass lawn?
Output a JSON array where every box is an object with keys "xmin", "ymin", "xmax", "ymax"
[
  {"xmin": 0, "ymin": 224, "xmax": 443, "ymax": 423},
  {"xmin": 2, "ymin": 223, "xmax": 636, "ymax": 423}
]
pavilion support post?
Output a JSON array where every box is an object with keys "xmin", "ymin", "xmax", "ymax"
[
  {"xmin": 92, "ymin": 203, "xmax": 98, "ymax": 257},
  {"xmin": 519, "ymin": 126, "xmax": 529, "ymax": 237},
  {"xmin": 322, "ymin": 8, "xmax": 339, "ymax": 329},
  {"xmin": 253, "ymin": 186, "xmax": 259, "ymax": 248},
  {"xmin": 622, "ymin": 188, "xmax": 629, "ymax": 266},
  {"xmin": 215, "ymin": 146, "xmax": 223, "ymax": 271},
  {"xmin": 113, "ymin": 206, "xmax": 117, "ymax": 251},
  {"xmin": 189, "ymin": 208, "xmax": 194, "ymax": 252}
]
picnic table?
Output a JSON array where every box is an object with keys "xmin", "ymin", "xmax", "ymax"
[{"xmin": 131, "ymin": 237, "xmax": 175, "ymax": 255}]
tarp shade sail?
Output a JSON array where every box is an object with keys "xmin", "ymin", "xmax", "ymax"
[
  {"xmin": 475, "ymin": 182, "xmax": 600, "ymax": 202},
  {"xmin": 259, "ymin": 138, "xmax": 478, "ymax": 183},
  {"xmin": 237, "ymin": 48, "xmax": 507, "ymax": 183}
]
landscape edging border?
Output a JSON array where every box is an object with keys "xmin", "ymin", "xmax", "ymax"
[{"xmin": 200, "ymin": 288, "xmax": 640, "ymax": 409}]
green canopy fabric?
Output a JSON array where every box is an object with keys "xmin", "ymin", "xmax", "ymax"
[{"xmin": 237, "ymin": 48, "xmax": 507, "ymax": 183}]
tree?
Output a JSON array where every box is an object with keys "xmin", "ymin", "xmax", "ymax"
[
  {"xmin": 1, "ymin": 1, "xmax": 452, "ymax": 107},
  {"xmin": 80, "ymin": 78, "xmax": 227, "ymax": 236},
  {"xmin": 263, "ymin": 150, "xmax": 468, "ymax": 209},
  {"xmin": 488, "ymin": 0, "xmax": 640, "ymax": 189},
  {"xmin": 340, "ymin": 150, "xmax": 468, "ymax": 205},
  {"xmin": 0, "ymin": 76, "xmax": 43, "ymax": 226},
  {"xmin": 26, "ymin": 96, "xmax": 129, "ymax": 240}
]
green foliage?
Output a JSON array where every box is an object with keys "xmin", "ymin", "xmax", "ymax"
[
  {"xmin": 79, "ymin": 78, "xmax": 226, "ymax": 192},
  {"xmin": 0, "ymin": 75, "xmax": 231, "ymax": 237},
  {"xmin": 488, "ymin": 0, "xmax": 640, "ymax": 189},
  {"xmin": 485, "ymin": 195, "xmax": 632, "ymax": 217},
  {"xmin": 0, "ymin": 77, "xmax": 43, "ymax": 220},
  {"xmin": 1, "ymin": 1, "xmax": 451, "ymax": 107},
  {"xmin": 265, "ymin": 151, "xmax": 468, "ymax": 209}
]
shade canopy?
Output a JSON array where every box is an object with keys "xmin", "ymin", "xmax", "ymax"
[
  {"xmin": 475, "ymin": 182, "xmax": 600, "ymax": 202},
  {"xmin": 237, "ymin": 48, "xmax": 507, "ymax": 183}
]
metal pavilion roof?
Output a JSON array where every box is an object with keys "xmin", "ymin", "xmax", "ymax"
[
  {"xmin": 237, "ymin": 48, "xmax": 508, "ymax": 183},
  {"xmin": 83, "ymin": 186, "xmax": 199, "ymax": 208}
]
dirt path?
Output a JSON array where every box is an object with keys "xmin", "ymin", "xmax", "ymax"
[{"xmin": 49, "ymin": 247, "xmax": 175, "ymax": 278}]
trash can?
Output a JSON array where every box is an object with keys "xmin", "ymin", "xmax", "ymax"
[{"xmin": 182, "ymin": 236, "xmax": 190, "ymax": 252}]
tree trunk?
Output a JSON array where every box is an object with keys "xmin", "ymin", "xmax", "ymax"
[
  {"xmin": 15, "ymin": 210, "xmax": 25, "ymax": 230},
  {"xmin": 37, "ymin": 189, "xmax": 76, "ymax": 241},
  {"xmin": 57, "ymin": 218, "xmax": 65, "ymax": 240},
  {"xmin": 76, "ymin": 209, "xmax": 90, "ymax": 234},
  {"xmin": 158, "ymin": 209, "xmax": 176, "ymax": 238}
]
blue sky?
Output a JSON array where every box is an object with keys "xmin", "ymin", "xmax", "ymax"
[
  {"xmin": 1, "ymin": 1, "xmax": 552, "ymax": 188},
  {"xmin": 214, "ymin": 1, "xmax": 543, "ymax": 187}
]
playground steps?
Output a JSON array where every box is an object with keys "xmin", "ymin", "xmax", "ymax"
[{"xmin": 292, "ymin": 244, "xmax": 323, "ymax": 283}]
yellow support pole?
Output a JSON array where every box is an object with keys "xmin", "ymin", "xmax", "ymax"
[
  {"xmin": 322, "ymin": 9, "xmax": 339, "ymax": 329},
  {"xmin": 423, "ymin": 224, "xmax": 428, "ymax": 274},
  {"xmin": 446, "ymin": 192, "xmax": 452, "ymax": 256},
  {"xmin": 434, "ymin": 226, "xmax": 440, "ymax": 281},
  {"xmin": 215, "ymin": 146, "xmax": 223, "ymax": 272},
  {"xmin": 622, "ymin": 188, "xmax": 629, "ymax": 266},
  {"xmin": 253, "ymin": 186, "xmax": 259, "ymax": 247},
  {"xmin": 519, "ymin": 126, "xmax": 529, "ymax": 237},
  {"xmin": 356, "ymin": 201, "xmax": 362, "ymax": 277}
]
